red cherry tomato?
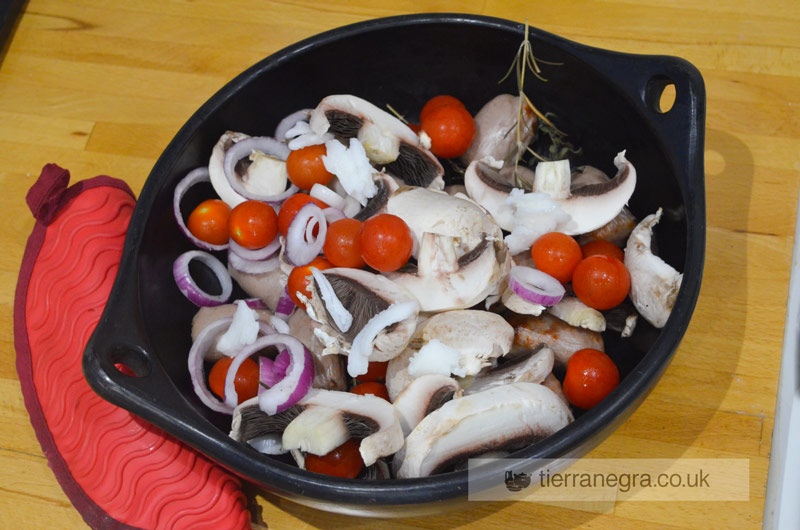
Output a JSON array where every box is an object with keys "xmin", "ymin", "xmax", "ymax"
[
  {"xmin": 420, "ymin": 103, "xmax": 476, "ymax": 159},
  {"xmin": 277, "ymin": 193, "xmax": 328, "ymax": 237},
  {"xmin": 305, "ymin": 438, "xmax": 364, "ymax": 479},
  {"xmin": 419, "ymin": 95, "xmax": 466, "ymax": 123},
  {"xmin": 324, "ymin": 218, "xmax": 366, "ymax": 268},
  {"xmin": 208, "ymin": 356, "xmax": 260, "ymax": 405},
  {"xmin": 572, "ymin": 255, "xmax": 631, "ymax": 310},
  {"xmin": 350, "ymin": 382, "xmax": 390, "ymax": 401},
  {"xmin": 563, "ymin": 348, "xmax": 620, "ymax": 410},
  {"xmin": 356, "ymin": 361, "xmax": 389, "ymax": 383},
  {"xmin": 581, "ymin": 239, "xmax": 625, "ymax": 262},
  {"xmin": 228, "ymin": 200, "xmax": 278, "ymax": 250},
  {"xmin": 286, "ymin": 144, "xmax": 335, "ymax": 191},
  {"xmin": 359, "ymin": 213, "xmax": 413, "ymax": 272},
  {"xmin": 187, "ymin": 199, "xmax": 231, "ymax": 245},
  {"xmin": 286, "ymin": 256, "xmax": 333, "ymax": 309},
  {"xmin": 530, "ymin": 232, "xmax": 583, "ymax": 284}
]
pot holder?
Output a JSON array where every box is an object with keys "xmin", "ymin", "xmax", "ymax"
[{"xmin": 14, "ymin": 164, "xmax": 252, "ymax": 530}]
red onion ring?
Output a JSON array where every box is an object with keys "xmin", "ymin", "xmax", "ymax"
[
  {"xmin": 173, "ymin": 167, "xmax": 229, "ymax": 251},
  {"xmin": 258, "ymin": 350, "xmax": 289, "ymax": 390},
  {"xmin": 173, "ymin": 250, "xmax": 232, "ymax": 307},
  {"xmin": 229, "ymin": 235, "xmax": 281, "ymax": 261},
  {"xmin": 224, "ymin": 334, "xmax": 314, "ymax": 414},
  {"xmin": 243, "ymin": 298, "xmax": 268, "ymax": 310},
  {"xmin": 222, "ymin": 136, "xmax": 298, "ymax": 203},
  {"xmin": 274, "ymin": 287, "xmax": 296, "ymax": 319},
  {"xmin": 284, "ymin": 202, "xmax": 327, "ymax": 266},
  {"xmin": 275, "ymin": 108, "xmax": 312, "ymax": 141},
  {"xmin": 310, "ymin": 183, "xmax": 346, "ymax": 210},
  {"xmin": 227, "ymin": 250, "xmax": 280, "ymax": 275},
  {"xmin": 508, "ymin": 266, "xmax": 566, "ymax": 307}
]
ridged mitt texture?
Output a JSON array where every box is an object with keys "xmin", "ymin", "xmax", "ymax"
[{"xmin": 15, "ymin": 164, "xmax": 252, "ymax": 530}]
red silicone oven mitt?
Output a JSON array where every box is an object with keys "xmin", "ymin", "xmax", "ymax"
[{"xmin": 14, "ymin": 164, "xmax": 252, "ymax": 530}]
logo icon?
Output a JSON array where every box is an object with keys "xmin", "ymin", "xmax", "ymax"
[{"xmin": 505, "ymin": 470, "xmax": 532, "ymax": 492}]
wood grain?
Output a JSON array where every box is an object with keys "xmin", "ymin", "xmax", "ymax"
[{"xmin": 1, "ymin": 0, "xmax": 797, "ymax": 528}]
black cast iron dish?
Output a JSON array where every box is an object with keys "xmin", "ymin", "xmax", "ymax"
[{"xmin": 84, "ymin": 13, "xmax": 706, "ymax": 516}]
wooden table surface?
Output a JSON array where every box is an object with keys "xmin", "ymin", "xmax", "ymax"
[{"xmin": 1, "ymin": 1, "xmax": 798, "ymax": 528}]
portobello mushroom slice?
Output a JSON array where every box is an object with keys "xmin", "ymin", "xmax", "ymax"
[
  {"xmin": 464, "ymin": 344, "xmax": 554, "ymax": 395},
  {"xmin": 287, "ymin": 309, "xmax": 347, "ymax": 391},
  {"xmin": 309, "ymin": 94, "xmax": 444, "ymax": 188},
  {"xmin": 392, "ymin": 374, "xmax": 462, "ymax": 437},
  {"xmin": 393, "ymin": 382, "xmax": 573, "ymax": 478},
  {"xmin": 460, "ymin": 94, "xmax": 538, "ymax": 168}
]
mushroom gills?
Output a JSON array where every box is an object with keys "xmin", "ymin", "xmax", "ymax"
[
  {"xmin": 624, "ymin": 208, "xmax": 683, "ymax": 328},
  {"xmin": 229, "ymin": 399, "xmax": 303, "ymax": 452},
  {"xmin": 394, "ymin": 382, "xmax": 573, "ymax": 478},
  {"xmin": 464, "ymin": 344, "xmax": 555, "ymax": 395},
  {"xmin": 281, "ymin": 404, "xmax": 378, "ymax": 456}
]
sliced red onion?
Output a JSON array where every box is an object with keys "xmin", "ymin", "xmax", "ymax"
[
  {"xmin": 275, "ymin": 287, "xmax": 296, "ymax": 319},
  {"xmin": 188, "ymin": 317, "xmax": 235, "ymax": 413},
  {"xmin": 275, "ymin": 108, "xmax": 312, "ymax": 141},
  {"xmin": 269, "ymin": 315, "xmax": 291, "ymax": 335},
  {"xmin": 243, "ymin": 298, "xmax": 268, "ymax": 310},
  {"xmin": 310, "ymin": 183, "xmax": 346, "ymax": 210},
  {"xmin": 251, "ymin": 335, "xmax": 314, "ymax": 415},
  {"xmin": 284, "ymin": 202, "xmax": 327, "ymax": 266},
  {"xmin": 229, "ymin": 235, "xmax": 281, "ymax": 261},
  {"xmin": 227, "ymin": 250, "xmax": 280, "ymax": 275},
  {"xmin": 508, "ymin": 266, "xmax": 566, "ymax": 306},
  {"xmin": 259, "ymin": 356, "xmax": 282, "ymax": 389},
  {"xmin": 342, "ymin": 195, "xmax": 362, "ymax": 218},
  {"xmin": 173, "ymin": 250, "xmax": 232, "ymax": 307},
  {"xmin": 347, "ymin": 301, "xmax": 418, "ymax": 378},
  {"xmin": 310, "ymin": 267, "xmax": 352, "ymax": 333},
  {"xmin": 322, "ymin": 207, "xmax": 346, "ymax": 224},
  {"xmin": 222, "ymin": 136, "xmax": 298, "ymax": 203},
  {"xmin": 173, "ymin": 167, "xmax": 229, "ymax": 251}
]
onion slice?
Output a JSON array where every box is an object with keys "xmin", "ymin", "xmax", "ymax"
[
  {"xmin": 173, "ymin": 167, "xmax": 229, "ymax": 251},
  {"xmin": 275, "ymin": 287, "xmax": 296, "ymax": 320},
  {"xmin": 347, "ymin": 301, "xmax": 418, "ymax": 377},
  {"xmin": 229, "ymin": 236, "xmax": 281, "ymax": 261},
  {"xmin": 227, "ymin": 250, "xmax": 280, "ymax": 275},
  {"xmin": 322, "ymin": 207, "xmax": 346, "ymax": 224},
  {"xmin": 310, "ymin": 183, "xmax": 346, "ymax": 210},
  {"xmin": 222, "ymin": 136, "xmax": 298, "ymax": 203},
  {"xmin": 275, "ymin": 108, "xmax": 312, "ymax": 141},
  {"xmin": 508, "ymin": 266, "xmax": 566, "ymax": 307},
  {"xmin": 254, "ymin": 334, "xmax": 314, "ymax": 415},
  {"xmin": 173, "ymin": 250, "xmax": 233, "ymax": 307},
  {"xmin": 188, "ymin": 318, "xmax": 235, "ymax": 413},
  {"xmin": 310, "ymin": 267, "xmax": 353, "ymax": 333},
  {"xmin": 284, "ymin": 202, "xmax": 327, "ymax": 266}
]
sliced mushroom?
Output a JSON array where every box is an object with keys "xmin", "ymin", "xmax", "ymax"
[
  {"xmin": 460, "ymin": 94, "xmax": 538, "ymax": 167},
  {"xmin": 542, "ymin": 373, "xmax": 569, "ymax": 408},
  {"xmin": 309, "ymin": 94, "xmax": 444, "ymax": 188},
  {"xmin": 603, "ymin": 301, "xmax": 639, "ymax": 338},
  {"xmin": 412, "ymin": 310, "xmax": 514, "ymax": 376},
  {"xmin": 385, "ymin": 346, "xmax": 416, "ymax": 402},
  {"xmin": 572, "ymin": 165, "xmax": 638, "ymax": 247},
  {"xmin": 296, "ymin": 389, "xmax": 404, "ymax": 466},
  {"xmin": 228, "ymin": 263, "xmax": 287, "ymax": 313},
  {"xmin": 352, "ymin": 173, "xmax": 400, "ymax": 221},
  {"xmin": 624, "ymin": 208, "xmax": 683, "ymax": 328},
  {"xmin": 191, "ymin": 303, "xmax": 274, "ymax": 361},
  {"xmin": 392, "ymin": 374, "xmax": 462, "ymax": 436},
  {"xmin": 287, "ymin": 309, "xmax": 347, "ymax": 391},
  {"xmin": 463, "ymin": 160, "xmax": 517, "ymax": 230},
  {"xmin": 229, "ymin": 398, "xmax": 302, "ymax": 453},
  {"xmin": 547, "ymin": 296, "xmax": 606, "ymax": 332},
  {"xmin": 464, "ymin": 344, "xmax": 554, "ymax": 395},
  {"xmin": 508, "ymin": 312, "xmax": 604, "ymax": 365},
  {"xmin": 306, "ymin": 267, "xmax": 419, "ymax": 362},
  {"xmin": 393, "ymin": 382, "xmax": 573, "ymax": 478},
  {"xmin": 385, "ymin": 232, "xmax": 510, "ymax": 312}
]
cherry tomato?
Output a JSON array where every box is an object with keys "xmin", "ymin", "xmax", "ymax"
[
  {"xmin": 420, "ymin": 103, "xmax": 476, "ymax": 159},
  {"xmin": 419, "ymin": 95, "xmax": 466, "ymax": 123},
  {"xmin": 277, "ymin": 193, "xmax": 328, "ymax": 237},
  {"xmin": 186, "ymin": 199, "xmax": 231, "ymax": 245},
  {"xmin": 286, "ymin": 256, "xmax": 333, "ymax": 309},
  {"xmin": 356, "ymin": 361, "xmax": 389, "ymax": 383},
  {"xmin": 304, "ymin": 438, "xmax": 364, "ymax": 479},
  {"xmin": 572, "ymin": 255, "xmax": 631, "ymax": 310},
  {"xmin": 563, "ymin": 348, "xmax": 620, "ymax": 410},
  {"xmin": 286, "ymin": 144, "xmax": 335, "ymax": 191},
  {"xmin": 228, "ymin": 200, "xmax": 278, "ymax": 250},
  {"xmin": 359, "ymin": 214, "xmax": 414, "ymax": 272},
  {"xmin": 530, "ymin": 232, "xmax": 583, "ymax": 284},
  {"xmin": 350, "ymin": 381, "xmax": 390, "ymax": 401},
  {"xmin": 324, "ymin": 218, "xmax": 366, "ymax": 268},
  {"xmin": 581, "ymin": 239, "xmax": 625, "ymax": 262},
  {"xmin": 208, "ymin": 356, "xmax": 260, "ymax": 405}
]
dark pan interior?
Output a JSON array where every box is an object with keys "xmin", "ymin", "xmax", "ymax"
[{"xmin": 85, "ymin": 14, "xmax": 705, "ymax": 509}]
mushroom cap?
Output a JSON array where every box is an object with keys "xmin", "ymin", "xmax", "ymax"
[{"xmin": 394, "ymin": 382, "xmax": 573, "ymax": 478}]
